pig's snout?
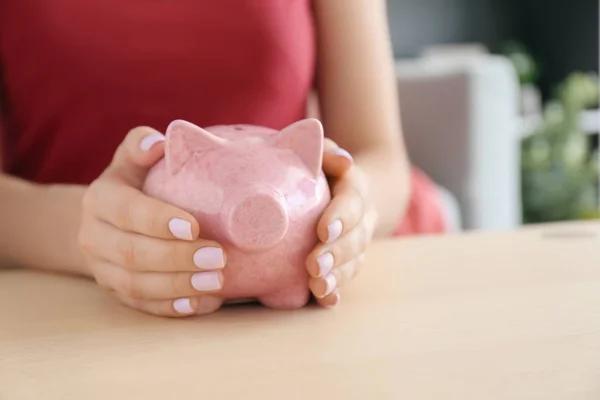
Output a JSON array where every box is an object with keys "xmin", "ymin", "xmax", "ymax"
[{"xmin": 223, "ymin": 189, "xmax": 289, "ymax": 252}]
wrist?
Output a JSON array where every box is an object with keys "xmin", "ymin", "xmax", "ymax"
[
  {"xmin": 2, "ymin": 180, "xmax": 90, "ymax": 277},
  {"xmin": 40, "ymin": 183, "xmax": 91, "ymax": 277},
  {"xmin": 353, "ymin": 153, "xmax": 410, "ymax": 237}
]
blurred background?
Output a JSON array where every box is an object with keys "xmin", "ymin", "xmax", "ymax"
[{"xmin": 386, "ymin": 0, "xmax": 599, "ymax": 232}]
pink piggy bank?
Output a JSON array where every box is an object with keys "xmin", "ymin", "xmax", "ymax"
[{"xmin": 142, "ymin": 118, "xmax": 331, "ymax": 312}]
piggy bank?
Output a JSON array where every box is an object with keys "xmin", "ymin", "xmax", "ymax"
[{"xmin": 143, "ymin": 118, "xmax": 331, "ymax": 311}]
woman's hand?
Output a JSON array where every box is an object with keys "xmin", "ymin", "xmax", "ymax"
[
  {"xmin": 306, "ymin": 140, "xmax": 378, "ymax": 307},
  {"xmin": 78, "ymin": 127, "xmax": 226, "ymax": 317}
]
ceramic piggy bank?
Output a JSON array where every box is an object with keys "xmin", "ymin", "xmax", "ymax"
[{"xmin": 143, "ymin": 118, "xmax": 331, "ymax": 311}]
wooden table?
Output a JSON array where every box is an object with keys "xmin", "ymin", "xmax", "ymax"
[{"xmin": 1, "ymin": 222, "xmax": 600, "ymax": 399}]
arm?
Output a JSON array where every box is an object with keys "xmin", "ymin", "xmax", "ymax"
[
  {"xmin": 0, "ymin": 173, "xmax": 88, "ymax": 275},
  {"xmin": 1, "ymin": 127, "xmax": 226, "ymax": 318},
  {"xmin": 313, "ymin": 0, "xmax": 411, "ymax": 237},
  {"xmin": 0, "ymin": 78, "xmax": 87, "ymax": 274}
]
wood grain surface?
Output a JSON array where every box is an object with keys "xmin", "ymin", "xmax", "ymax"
[{"xmin": 1, "ymin": 222, "xmax": 599, "ymax": 399}]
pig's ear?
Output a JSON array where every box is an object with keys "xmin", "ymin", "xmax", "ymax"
[
  {"xmin": 165, "ymin": 120, "xmax": 225, "ymax": 175},
  {"xmin": 270, "ymin": 118, "xmax": 324, "ymax": 178}
]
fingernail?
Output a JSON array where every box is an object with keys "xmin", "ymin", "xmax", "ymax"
[
  {"xmin": 191, "ymin": 271, "xmax": 222, "ymax": 291},
  {"xmin": 169, "ymin": 218, "xmax": 193, "ymax": 240},
  {"xmin": 193, "ymin": 247, "xmax": 224, "ymax": 270},
  {"xmin": 327, "ymin": 219, "xmax": 343, "ymax": 243},
  {"xmin": 331, "ymin": 292, "xmax": 341, "ymax": 307},
  {"xmin": 321, "ymin": 273, "xmax": 337, "ymax": 298},
  {"xmin": 140, "ymin": 133, "xmax": 165, "ymax": 151},
  {"xmin": 173, "ymin": 298, "xmax": 194, "ymax": 314},
  {"xmin": 329, "ymin": 147, "xmax": 353, "ymax": 163},
  {"xmin": 317, "ymin": 252, "xmax": 334, "ymax": 277}
]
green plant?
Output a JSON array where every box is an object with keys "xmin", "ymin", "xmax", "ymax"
[
  {"xmin": 502, "ymin": 41, "xmax": 540, "ymax": 85},
  {"xmin": 521, "ymin": 72, "xmax": 599, "ymax": 223}
]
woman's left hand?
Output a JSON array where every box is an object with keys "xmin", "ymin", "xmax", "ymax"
[{"xmin": 306, "ymin": 140, "xmax": 378, "ymax": 307}]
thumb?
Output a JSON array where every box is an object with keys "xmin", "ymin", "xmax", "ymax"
[
  {"xmin": 104, "ymin": 126, "xmax": 166, "ymax": 188},
  {"xmin": 322, "ymin": 138, "xmax": 354, "ymax": 178}
]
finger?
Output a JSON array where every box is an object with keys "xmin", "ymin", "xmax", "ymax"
[
  {"xmin": 311, "ymin": 222, "xmax": 368, "ymax": 278},
  {"xmin": 192, "ymin": 295, "xmax": 225, "ymax": 315},
  {"xmin": 309, "ymin": 254, "xmax": 364, "ymax": 299},
  {"xmin": 309, "ymin": 220, "xmax": 371, "ymax": 278},
  {"xmin": 315, "ymin": 289, "xmax": 341, "ymax": 308},
  {"xmin": 81, "ymin": 220, "xmax": 225, "ymax": 272},
  {"xmin": 104, "ymin": 126, "xmax": 166, "ymax": 188},
  {"xmin": 115, "ymin": 294, "xmax": 224, "ymax": 317},
  {"xmin": 315, "ymin": 182, "xmax": 365, "ymax": 245},
  {"xmin": 322, "ymin": 139, "xmax": 354, "ymax": 178},
  {"xmin": 95, "ymin": 260, "xmax": 224, "ymax": 300},
  {"xmin": 84, "ymin": 179, "xmax": 200, "ymax": 241},
  {"xmin": 113, "ymin": 293, "xmax": 198, "ymax": 317}
]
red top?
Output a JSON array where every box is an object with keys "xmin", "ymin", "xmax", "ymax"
[
  {"xmin": 0, "ymin": 1, "xmax": 316, "ymax": 184},
  {"xmin": 0, "ymin": 1, "xmax": 448, "ymax": 236}
]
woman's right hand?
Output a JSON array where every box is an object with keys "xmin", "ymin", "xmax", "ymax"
[{"xmin": 78, "ymin": 127, "xmax": 226, "ymax": 317}]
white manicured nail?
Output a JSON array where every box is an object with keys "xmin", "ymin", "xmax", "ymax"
[
  {"xmin": 173, "ymin": 298, "xmax": 194, "ymax": 314},
  {"xmin": 191, "ymin": 271, "xmax": 222, "ymax": 291},
  {"xmin": 329, "ymin": 147, "xmax": 353, "ymax": 163},
  {"xmin": 140, "ymin": 133, "xmax": 165, "ymax": 151},
  {"xmin": 331, "ymin": 292, "xmax": 341, "ymax": 307},
  {"xmin": 327, "ymin": 219, "xmax": 343, "ymax": 243},
  {"xmin": 169, "ymin": 218, "xmax": 193, "ymax": 240},
  {"xmin": 321, "ymin": 273, "xmax": 337, "ymax": 298},
  {"xmin": 317, "ymin": 252, "xmax": 334, "ymax": 277},
  {"xmin": 193, "ymin": 247, "xmax": 225, "ymax": 270}
]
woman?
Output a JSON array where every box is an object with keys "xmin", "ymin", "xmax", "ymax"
[{"xmin": 0, "ymin": 1, "xmax": 445, "ymax": 316}]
